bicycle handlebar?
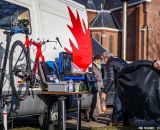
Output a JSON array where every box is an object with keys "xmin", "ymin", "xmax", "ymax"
[
  {"xmin": 42, "ymin": 40, "xmax": 57, "ymax": 45},
  {"xmin": 56, "ymin": 37, "xmax": 63, "ymax": 47},
  {"xmin": 41, "ymin": 39, "xmax": 63, "ymax": 48}
]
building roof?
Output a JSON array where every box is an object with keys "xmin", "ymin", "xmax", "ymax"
[
  {"xmin": 90, "ymin": 11, "xmax": 119, "ymax": 29},
  {"xmin": 104, "ymin": 0, "xmax": 149, "ymax": 11},
  {"xmin": 92, "ymin": 38, "xmax": 107, "ymax": 56},
  {"xmin": 73, "ymin": 0, "xmax": 105, "ymax": 10}
]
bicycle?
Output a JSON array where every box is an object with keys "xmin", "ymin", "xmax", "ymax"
[
  {"xmin": 0, "ymin": 27, "xmax": 26, "ymax": 130},
  {"xmin": 9, "ymin": 19, "xmax": 61, "ymax": 100},
  {"xmin": 0, "ymin": 26, "xmax": 25, "ymax": 98}
]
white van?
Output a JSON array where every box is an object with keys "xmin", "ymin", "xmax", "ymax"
[{"xmin": 0, "ymin": 0, "xmax": 93, "ymax": 128}]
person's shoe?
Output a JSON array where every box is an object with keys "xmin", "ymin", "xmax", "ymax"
[
  {"xmin": 90, "ymin": 116, "xmax": 97, "ymax": 122},
  {"xmin": 99, "ymin": 112, "xmax": 108, "ymax": 117},
  {"xmin": 82, "ymin": 115, "xmax": 90, "ymax": 122},
  {"xmin": 123, "ymin": 120, "xmax": 134, "ymax": 127}
]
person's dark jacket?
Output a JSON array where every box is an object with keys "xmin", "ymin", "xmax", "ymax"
[
  {"xmin": 102, "ymin": 57, "xmax": 127, "ymax": 94},
  {"xmin": 101, "ymin": 64, "xmax": 107, "ymax": 80}
]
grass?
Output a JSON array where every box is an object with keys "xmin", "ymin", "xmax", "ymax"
[
  {"xmin": 9, "ymin": 117, "xmax": 139, "ymax": 130},
  {"xmin": 11, "ymin": 126, "xmax": 139, "ymax": 130},
  {"xmin": 11, "ymin": 128, "xmax": 39, "ymax": 130},
  {"xmin": 91, "ymin": 127, "xmax": 139, "ymax": 130}
]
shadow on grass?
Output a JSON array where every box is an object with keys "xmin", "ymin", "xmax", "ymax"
[
  {"xmin": 66, "ymin": 122, "xmax": 139, "ymax": 130},
  {"xmin": 7, "ymin": 117, "xmax": 40, "ymax": 130},
  {"xmin": 82, "ymin": 126, "xmax": 139, "ymax": 130},
  {"xmin": 3, "ymin": 117, "xmax": 139, "ymax": 130}
]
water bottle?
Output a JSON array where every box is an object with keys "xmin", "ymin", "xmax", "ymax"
[
  {"xmin": 48, "ymin": 75, "xmax": 54, "ymax": 82},
  {"xmin": 68, "ymin": 79, "xmax": 73, "ymax": 92},
  {"xmin": 53, "ymin": 74, "xmax": 59, "ymax": 83}
]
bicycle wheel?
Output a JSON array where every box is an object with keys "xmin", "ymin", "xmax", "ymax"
[{"xmin": 9, "ymin": 40, "xmax": 30, "ymax": 100}]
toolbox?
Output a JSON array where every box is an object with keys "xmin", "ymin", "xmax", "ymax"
[
  {"xmin": 48, "ymin": 82, "xmax": 68, "ymax": 92},
  {"xmin": 47, "ymin": 82, "xmax": 80, "ymax": 92}
]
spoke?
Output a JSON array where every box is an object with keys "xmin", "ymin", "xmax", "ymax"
[{"xmin": 13, "ymin": 49, "xmax": 24, "ymax": 69}]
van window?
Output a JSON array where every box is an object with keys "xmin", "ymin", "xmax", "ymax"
[{"xmin": 0, "ymin": 0, "xmax": 31, "ymax": 33}]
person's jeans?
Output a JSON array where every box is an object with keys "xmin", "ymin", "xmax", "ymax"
[
  {"xmin": 89, "ymin": 94, "xmax": 97, "ymax": 117},
  {"xmin": 112, "ymin": 92, "xmax": 123, "ymax": 122}
]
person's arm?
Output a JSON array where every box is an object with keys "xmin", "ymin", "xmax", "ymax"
[
  {"xmin": 92, "ymin": 64, "xmax": 100, "ymax": 81},
  {"xmin": 101, "ymin": 64, "xmax": 107, "ymax": 80},
  {"xmin": 101, "ymin": 62, "xmax": 114, "ymax": 94}
]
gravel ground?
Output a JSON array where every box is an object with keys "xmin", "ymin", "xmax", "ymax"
[
  {"xmin": 3, "ymin": 113, "xmax": 160, "ymax": 130},
  {"xmin": 8, "ymin": 117, "xmax": 140, "ymax": 130}
]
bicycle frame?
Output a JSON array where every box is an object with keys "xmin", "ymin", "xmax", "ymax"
[{"xmin": 24, "ymin": 36, "xmax": 45, "ymax": 75}]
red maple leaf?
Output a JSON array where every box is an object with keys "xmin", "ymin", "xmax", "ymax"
[{"xmin": 65, "ymin": 7, "xmax": 92, "ymax": 72}]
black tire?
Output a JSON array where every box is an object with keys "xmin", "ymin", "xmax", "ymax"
[
  {"xmin": 50, "ymin": 101, "xmax": 58, "ymax": 125},
  {"xmin": 38, "ymin": 97, "xmax": 49, "ymax": 130},
  {"xmin": 9, "ymin": 40, "xmax": 30, "ymax": 100},
  {"xmin": 38, "ymin": 111, "xmax": 49, "ymax": 130}
]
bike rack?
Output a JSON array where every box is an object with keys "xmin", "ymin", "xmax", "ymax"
[
  {"xmin": 2, "ymin": 95, "xmax": 12, "ymax": 130},
  {"xmin": 3, "ymin": 102, "xmax": 8, "ymax": 130}
]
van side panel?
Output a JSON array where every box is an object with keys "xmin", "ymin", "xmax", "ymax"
[
  {"xmin": 39, "ymin": 0, "xmax": 92, "ymax": 72},
  {"xmin": 0, "ymin": 0, "xmax": 92, "ymax": 118}
]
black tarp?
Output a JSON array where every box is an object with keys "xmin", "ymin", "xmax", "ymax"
[
  {"xmin": 117, "ymin": 60, "xmax": 160, "ymax": 120},
  {"xmin": 92, "ymin": 38, "xmax": 106, "ymax": 56}
]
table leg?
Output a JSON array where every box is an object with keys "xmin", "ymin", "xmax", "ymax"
[
  {"xmin": 77, "ymin": 94, "xmax": 82, "ymax": 130},
  {"xmin": 58, "ymin": 96, "xmax": 66, "ymax": 130}
]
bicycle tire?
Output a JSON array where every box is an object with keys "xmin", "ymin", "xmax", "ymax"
[{"xmin": 9, "ymin": 40, "xmax": 30, "ymax": 100}]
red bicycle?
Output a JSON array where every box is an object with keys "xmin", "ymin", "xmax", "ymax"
[{"xmin": 9, "ymin": 19, "xmax": 60, "ymax": 100}]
